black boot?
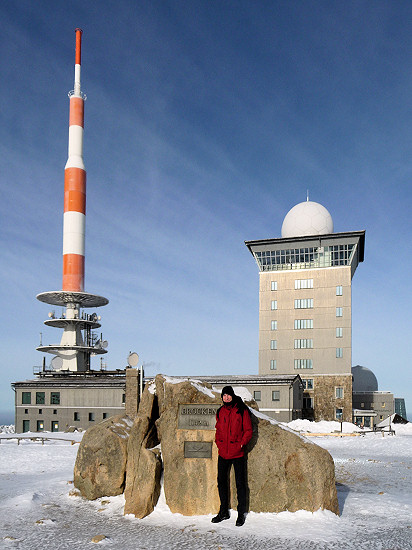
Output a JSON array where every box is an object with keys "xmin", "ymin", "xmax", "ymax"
[
  {"xmin": 211, "ymin": 511, "xmax": 230, "ymax": 523},
  {"xmin": 236, "ymin": 513, "xmax": 246, "ymax": 526}
]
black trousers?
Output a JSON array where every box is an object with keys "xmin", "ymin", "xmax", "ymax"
[{"xmin": 217, "ymin": 455, "xmax": 247, "ymax": 514}]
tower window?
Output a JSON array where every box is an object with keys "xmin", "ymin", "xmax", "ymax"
[
  {"xmin": 336, "ymin": 327, "xmax": 343, "ymax": 338},
  {"xmin": 336, "ymin": 387, "xmax": 344, "ymax": 399},
  {"xmin": 294, "ymin": 319, "xmax": 313, "ymax": 329},
  {"xmin": 295, "ymin": 279, "xmax": 313, "ymax": 289},
  {"xmin": 303, "ymin": 379, "xmax": 314, "ymax": 390},
  {"xmin": 336, "ymin": 307, "xmax": 343, "ymax": 317},
  {"xmin": 270, "ymin": 359, "xmax": 277, "ymax": 370},
  {"xmin": 270, "ymin": 340, "xmax": 277, "ymax": 350},
  {"xmin": 271, "ymin": 300, "xmax": 277, "ymax": 310},
  {"xmin": 295, "ymin": 299, "xmax": 313, "ymax": 309},
  {"xmin": 271, "ymin": 320, "xmax": 277, "ymax": 330},
  {"xmin": 294, "ymin": 359, "xmax": 313, "ymax": 369},
  {"xmin": 271, "ymin": 281, "xmax": 277, "ymax": 291},
  {"xmin": 336, "ymin": 348, "xmax": 343, "ymax": 358},
  {"xmin": 272, "ymin": 391, "xmax": 280, "ymax": 401},
  {"xmin": 294, "ymin": 339, "xmax": 313, "ymax": 349},
  {"xmin": 336, "ymin": 285, "xmax": 343, "ymax": 296}
]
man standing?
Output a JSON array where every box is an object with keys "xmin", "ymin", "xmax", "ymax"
[{"xmin": 212, "ymin": 386, "xmax": 253, "ymax": 527}]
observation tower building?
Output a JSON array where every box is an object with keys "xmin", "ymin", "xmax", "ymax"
[{"xmin": 245, "ymin": 199, "xmax": 365, "ymax": 422}]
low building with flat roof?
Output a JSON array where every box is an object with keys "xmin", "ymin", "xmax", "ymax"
[{"xmin": 12, "ymin": 370, "xmax": 126, "ymax": 433}]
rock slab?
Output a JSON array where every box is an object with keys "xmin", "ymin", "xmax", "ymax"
[
  {"xmin": 154, "ymin": 376, "xmax": 222, "ymax": 515},
  {"xmin": 73, "ymin": 414, "xmax": 133, "ymax": 500},
  {"xmin": 124, "ymin": 415, "xmax": 162, "ymax": 518}
]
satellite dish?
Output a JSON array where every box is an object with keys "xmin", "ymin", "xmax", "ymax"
[
  {"xmin": 101, "ymin": 340, "xmax": 108, "ymax": 349},
  {"xmin": 50, "ymin": 356, "xmax": 63, "ymax": 370},
  {"xmin": 127, "ymin": 352, "xmax": 139, "ymax": 367}
]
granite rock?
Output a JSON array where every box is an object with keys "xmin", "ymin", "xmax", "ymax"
[{"xmin": 73, "ymin": 414, "xmax": 133, "ymax": 500}]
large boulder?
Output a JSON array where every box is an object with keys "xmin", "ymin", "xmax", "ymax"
[
  {"xmin": 245, "ymin": 412, "xmax": 338, "ymax": 513},
  {"xmin": 75, "ymin": 375, "xmax": 339, "ymax": 518},
  {"xmin": 124, "ymin": 375, "xmax": 338, "ymax": 517},
  {"xmin": 73, "ymin": 414, "xmax": 133, "ymax": 500}
]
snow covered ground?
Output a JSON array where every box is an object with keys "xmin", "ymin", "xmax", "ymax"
[{"xmin": 1, "ymin": 422, "xmax": 411, "ymax": 550}]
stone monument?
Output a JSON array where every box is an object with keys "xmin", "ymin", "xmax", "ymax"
[{"xmin": 74, "ymin": 375, "xmax": 339, "ymax": 517}]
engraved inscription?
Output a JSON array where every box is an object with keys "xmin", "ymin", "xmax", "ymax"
[
  {"xmin": 178, "ymin": 404, "xmax": 220, "ymax": 430},
  {"xmin": 184, "ymin": 441, "xmax": 213, "ymax": 458}
]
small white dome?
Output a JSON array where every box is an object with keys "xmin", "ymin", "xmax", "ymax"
[{"xmin": 281, "ymin": 201, "xmax": 333, "ymax": 238}]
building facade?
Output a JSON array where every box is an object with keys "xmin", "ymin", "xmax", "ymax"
[
  {"xmin": 352, "ymin": 391, "xmax": 394, "ymax": 427},
  {"xmin": 12, "ymin": 371, "xmax": 126, "ymax": 433},
  {"xmin": 246, "ymin": 201, "xmax": 365, "ymax": 422}
]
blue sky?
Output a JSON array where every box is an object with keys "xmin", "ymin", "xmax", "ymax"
[{"xmin": 1, "ymin": 1, "xmax": 411, "ymax": 421}]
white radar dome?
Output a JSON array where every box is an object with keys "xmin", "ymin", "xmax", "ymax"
[{"xmin": 281, "ymin": 200, "xmax": 334, "ymax": 238}]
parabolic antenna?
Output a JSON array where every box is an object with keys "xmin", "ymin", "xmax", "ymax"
[
  {"xmin": 127, "ymin": 352, "xmax": 139, "ymax": 367},
  {"xmin": 50, "ymin": 356, "xmax": 63, "ymax": 370}
]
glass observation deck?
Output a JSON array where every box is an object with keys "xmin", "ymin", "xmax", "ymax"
[
  {"xmin": 245, "ymin": 231, "xmax": 365, "ymax": 273},
  {"xmin": 254, "ymin": 243, "xmax": 357, "ymax": 271}
]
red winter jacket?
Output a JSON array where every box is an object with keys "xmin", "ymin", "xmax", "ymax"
[{"xmin": 215, "ymin": 402, "xmax": 253, "ymax": 460}]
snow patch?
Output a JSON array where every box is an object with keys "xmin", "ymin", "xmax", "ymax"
[
  {"xmin": 147, "ymin": 380, "xmax": 156, "ymax": 394},
  {"xmin": 249, "ymin": 410, "xmax": 315, "ymax": 443},
  {"xmin": 286, "ymin": 419, "xmax": 361, "ymax": 434},
  {"xmin": 0, "ymin": 425, "xmax": 15, "ymax": 434},
  {"xmin": 392, "ymin": 422, "xmax": 412, "ymax": 435},
  {"xmin": 122, "ymin": 417, "xmax": 134, "ymax": 427},
  {"xmin": 190, "ymin": 381, "xmax": 219, "ymax": 398}
]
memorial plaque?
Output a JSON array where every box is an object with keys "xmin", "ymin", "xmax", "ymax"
[
  {"xmin": 178, "ymin": 404, "xmax": 220, "ymax": 430},
  {"xmin": 184, "ymin": 441, "xmax": 213, "ymax": 459}
]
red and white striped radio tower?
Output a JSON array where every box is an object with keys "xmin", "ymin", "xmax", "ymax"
[
  {"xmin": 63, "ymin": 27, "xmax": 86, "ymax": 293},
  {"xmin": 36, "ymin": 29, "xmax": 109, "ymax": 373}
]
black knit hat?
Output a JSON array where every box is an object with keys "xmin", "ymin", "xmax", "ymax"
[{"xmin": 221, "ymin": 385, "xmax": 235, "ymax": 399}]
